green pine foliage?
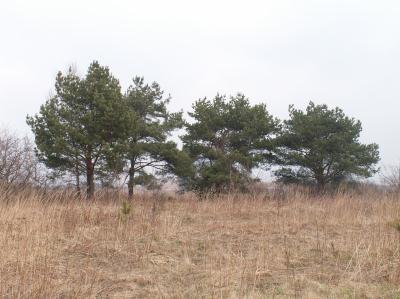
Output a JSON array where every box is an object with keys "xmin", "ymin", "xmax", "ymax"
[
  {"xmin": 27, "ymin": 61, "xmax": 130, "ymax": 198},
  {"xmin": 182, "ymin": 94, "xmax": 280, "ymax": 192},
  {"xmin": 26, "ymin": 61, "xmax": 381, "ymax": 196},
  {"xmin": 274, "ymin": 102, "xmax": 380, "ymax": 188},
  {"xmin": 121, "ymin": 77, "xmax": 193, "ymax": 198}
]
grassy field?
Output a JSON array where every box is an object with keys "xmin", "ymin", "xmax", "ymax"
[{"xmin": 1, "ymin": 188, "xmax": 400, "ymax": 298}]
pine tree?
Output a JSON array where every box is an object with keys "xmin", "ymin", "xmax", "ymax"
[
  {"xmin": 182, "ymin": 94, "xmax": 279, "ymax": 192},
  {"xmin": 122, "ymin": 77, "xmax": 192, "ymax": 198},
  {"xmin": 27, "ymin": 61, "xmax": 129, "ymax": 198},
  {"xmin": 275, "ymin": 102, "xmax": 380, "ymax": 189}
]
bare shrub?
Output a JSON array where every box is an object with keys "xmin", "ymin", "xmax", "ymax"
[
  {"xmin": 382, "ymin": 163, "xmax": 400, "ymax": 193},
  {"xmin": 0, "ymin": 129, "xmax": 48, "ymax": 188}
]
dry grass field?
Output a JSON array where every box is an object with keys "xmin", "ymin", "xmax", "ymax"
[{"xmin": 1, "ymin": 187, "xmax": 400, "ymax": 298}]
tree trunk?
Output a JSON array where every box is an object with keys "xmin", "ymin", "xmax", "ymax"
[
  {"xmin": 128, "ymin": 161, "xmax": 135, "ymax": 199},
  {"xmin": 315, "ymin": 176, "xmax": 326, "ymax": 195},
  {"xmin": 86, "ymin": 159, "xmax": 95, "ymax": 199},
  {"xmin": 75, "ymin": 162, "xmax": 81, "ymax": 197},
  {"xmin": 315, "ymin": 168, "xmax": 326, "ymax": 194}
]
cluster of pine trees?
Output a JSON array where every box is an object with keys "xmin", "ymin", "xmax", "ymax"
[{"xmin": 27, "ymin": 61, "xmax": 380, "ymax": 198}]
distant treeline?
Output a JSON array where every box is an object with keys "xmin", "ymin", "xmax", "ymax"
[{"xmin": 21, "ymin": 61, "xmax": 381, "ymax": 198}]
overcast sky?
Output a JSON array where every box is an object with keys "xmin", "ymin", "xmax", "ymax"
[{"xmin": 1, "ymin": 0, "xmax": 399, "ymax": 175}]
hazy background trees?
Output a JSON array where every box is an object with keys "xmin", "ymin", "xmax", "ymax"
[
  {"xmin": 0, "ymin": 129, "xmax": 48, "ymax": 187},
  {"xmin": 382, "ymin": 163, "xmax": 400, "ymax": 193}
]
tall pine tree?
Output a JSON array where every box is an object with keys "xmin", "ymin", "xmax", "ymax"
[
  {"xmin": 275, "ymin": 102, "xmax": 380, "ymax": 189},
  {"xmin": 122, "ymin": 77, "xmax": 192, "ymax": 198},
  {"xmin": 27, "ymin": 61, "xmax": 129, "ymax": 198},
  {"xmin": 182, "ymin": 94, "xmax": 279, "ymax": 192}
]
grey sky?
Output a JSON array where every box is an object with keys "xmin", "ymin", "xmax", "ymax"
[{"xmin": 1, "ymin": 0, "xmax": 399, "ymax": 173}]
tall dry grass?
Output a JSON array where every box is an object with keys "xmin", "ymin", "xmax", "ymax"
[{"xmin": 0, "ymin": 186, "xmax": 400, "ymax": 298}]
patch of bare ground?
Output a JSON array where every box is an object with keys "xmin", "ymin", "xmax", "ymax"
[{"xmin": 1, "ymin": 189, "xmax": 400, "ymax": 298}]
